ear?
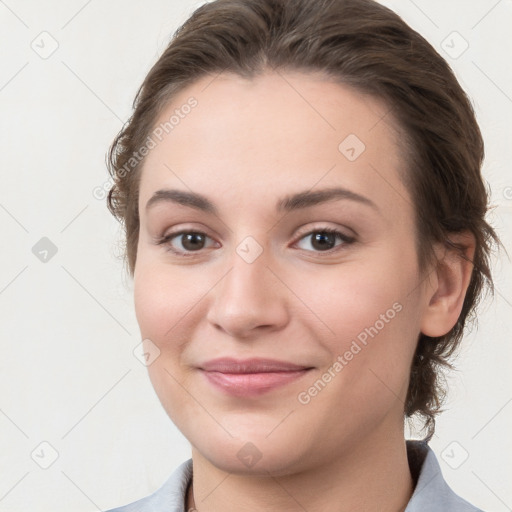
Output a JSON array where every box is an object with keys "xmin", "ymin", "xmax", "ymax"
[{"xmin": 420, "ymin": 231, "xmax": 476, "ymax": 337}]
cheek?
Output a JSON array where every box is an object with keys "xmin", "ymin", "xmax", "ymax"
[
  {"xmin": 134, "ymin": 264, "xmax": 204, "ymax": 428},
  {"xmin": 291, "ymin": 249, "xmax": 421, "ymax": 403},
  {"xmin": 296, "ymin": 254, "xmax": 415, "ymax": 343},
  {"xmin": 133, "ymin": 262, "xmax": 206, "ymax": 344}
]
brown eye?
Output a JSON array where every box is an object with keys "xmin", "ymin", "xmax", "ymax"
[
  {"xmin": 310, "ymin": 232, "xmax": 337, "ymax": 251},
  {"xmin": 295, "ymin": 228, "xmax": 355, "ymax": 253},
  {"xmin": 179, "ymin": 232, "xmax": 206, "ymax": 251},
  {"xmin": 156, "ymin": 230, "xmax": 217, "ymax": 256}
]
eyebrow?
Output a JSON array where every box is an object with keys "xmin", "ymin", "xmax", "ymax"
[{"xmin": 145, "ymin": 187, "xmax": 378, "ymax": 214}]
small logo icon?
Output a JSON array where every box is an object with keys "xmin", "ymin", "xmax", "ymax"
[
  {"xmin": 441, "ymin": 31, "xmax": 469, "ymax": 59},
  {"xmin": 32, "ymin": 237, "xmax": 58, "ymax": 263},
  {"xmin": 31, "ymin": 31, "xmax": 59, "ymax": 59},
  {"xmin": 338, "ymin": 134, "xmax": 366, "ymax": 161},
  {"xmin": 237, "ymin": 442, "xmax": 262, "ymax": 468},
  {"xmin": 441, "ymin": 441, "xmax": 469, "ymax": 469},
  {"xmin": 236, "ymin": 236, "xmax": 263, "ymax": 264},
  {"xmin": 31, "ymin": 441, "xmax": 59, "ymax": 469},
  {"xmin": 92, "ymin": 185, "xmax": 106, "ymax": 200},
  {"xmin": 133, "ymin": 339, "xmax": 161, "ymax": 366}
]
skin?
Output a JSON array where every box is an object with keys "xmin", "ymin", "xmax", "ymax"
[{"xmin": 133, "ymin": 70, "xmax": 475, "ymax": 512}]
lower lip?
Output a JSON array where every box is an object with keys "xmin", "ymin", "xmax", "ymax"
[{"xmin": 201, "ymin": 369, "xmax": 311, "ymax": 397}]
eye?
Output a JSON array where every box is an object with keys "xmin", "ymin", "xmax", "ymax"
[
  {"xmin": 155, "ymin": 230, "xmax": 218, "ymax": 256},
  {"xmin": 155, "ymin": 226, "xmax": 356, "ymax": 257},
  {"xmin": 294, "ymin": 227, "xmax": 355, "ymax": 253}
]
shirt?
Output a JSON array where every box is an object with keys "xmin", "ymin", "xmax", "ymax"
[{"xmin": 105, "ymin": 440, "xmax": 483, "ymax": 511}]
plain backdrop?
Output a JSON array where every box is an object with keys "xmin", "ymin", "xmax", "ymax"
[{"xmin": 0, "ymin": 0, "xmax": 511, "ymax": 511}]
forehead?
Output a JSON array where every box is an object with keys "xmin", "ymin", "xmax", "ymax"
[{"xmin": 138, "ymin": 70, "xmax": 411, "ymax": 218}]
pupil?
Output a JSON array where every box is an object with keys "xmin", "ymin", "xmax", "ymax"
[
  {"xmin": 182, "ymin": 233, "xmax": 204, "ymax": 251},
  {"xmin": 312, "ymin": 232, "xmax": 335, "ymax": 251}
]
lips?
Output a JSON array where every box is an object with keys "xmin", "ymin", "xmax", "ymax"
[
  {"xmin": 200, "ymin": 357, "xmax": 311, "ymax": 373},
  {"xmin": 199, "ymin": 358, "xmax": 313, "ymax": 397}
]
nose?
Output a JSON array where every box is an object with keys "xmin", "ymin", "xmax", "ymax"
[{"xmin": 206, "ymin": 248, "xmax": 290, "ymax": 339}]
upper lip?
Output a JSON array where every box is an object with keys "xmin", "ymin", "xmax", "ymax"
[{"xmin": 199, "ymin": 358, "xmax": 312, "ymax": 373}]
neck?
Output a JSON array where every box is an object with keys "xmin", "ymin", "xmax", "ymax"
[{"xmin": 187, "ymin": 430, "xmax": 414, "ymax": 512}]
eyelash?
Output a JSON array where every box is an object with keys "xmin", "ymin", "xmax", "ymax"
[{"xmin": 155, "ymin": 227, "xmax": 356, "ymax": 258}]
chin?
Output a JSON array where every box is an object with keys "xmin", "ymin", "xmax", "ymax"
[{"xmin": 189, "ymin": 427, "xmax": 316, "ymax": 477}]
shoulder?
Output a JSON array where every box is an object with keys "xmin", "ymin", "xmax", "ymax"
[
  {"xmin": 104, "ymin": 459, "xmax": 193, "ymax": 512},
  {"xmin": 405, "ymin": 440, "xmax": 484, "ymax": 512}
]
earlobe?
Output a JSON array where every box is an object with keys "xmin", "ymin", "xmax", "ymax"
[{"xmin": 420, "ymin": 232, "xmax": 476, "ymax": 338}]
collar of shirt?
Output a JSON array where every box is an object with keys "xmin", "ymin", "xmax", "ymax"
[{"xmin": 105, "ymin": 440, "xmax": 483, "ymax": 512}]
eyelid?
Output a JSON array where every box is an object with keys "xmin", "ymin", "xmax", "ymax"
[
  {"xmin": 155, "ymin": 228, "xmax": 218, "ymax": 257},
  {"xmin": 293, "ymin": 222, "xmax": 357, "ymax": 241},
  {"xmin": 291, "ymin": 226, "xmax": 356, "ymax": 255}
]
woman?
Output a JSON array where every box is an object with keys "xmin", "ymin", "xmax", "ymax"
[{"xmin": 104, "ymin": 0, "xmax": 498, "ymax": 510}]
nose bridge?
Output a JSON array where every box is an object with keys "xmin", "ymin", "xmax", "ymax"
[
  {"xmin": 206, "ymin": 238, "xmax": 288, "ymax": 336},
  {"xmin": 228, "ymin": 241, "xmax": 271, "ymax": 298}
]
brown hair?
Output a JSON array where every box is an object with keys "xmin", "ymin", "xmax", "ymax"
[{"xmin": 106, "ymin": 0, "xmax": 498, "ymax": 438}]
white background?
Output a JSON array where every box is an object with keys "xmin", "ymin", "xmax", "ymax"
[{"xmin": 0, "ymin": 0, "xmax": 510, "ymax": 510}]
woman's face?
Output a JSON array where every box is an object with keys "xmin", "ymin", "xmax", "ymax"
[{"xmin": 134, "ymin": 71, "xmax": 430, "ymax": 474}]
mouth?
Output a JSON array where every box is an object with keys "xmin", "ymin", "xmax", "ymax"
[{"xmin": 198, "ymin": 358, "xmax": 314, "ymax": 397}]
